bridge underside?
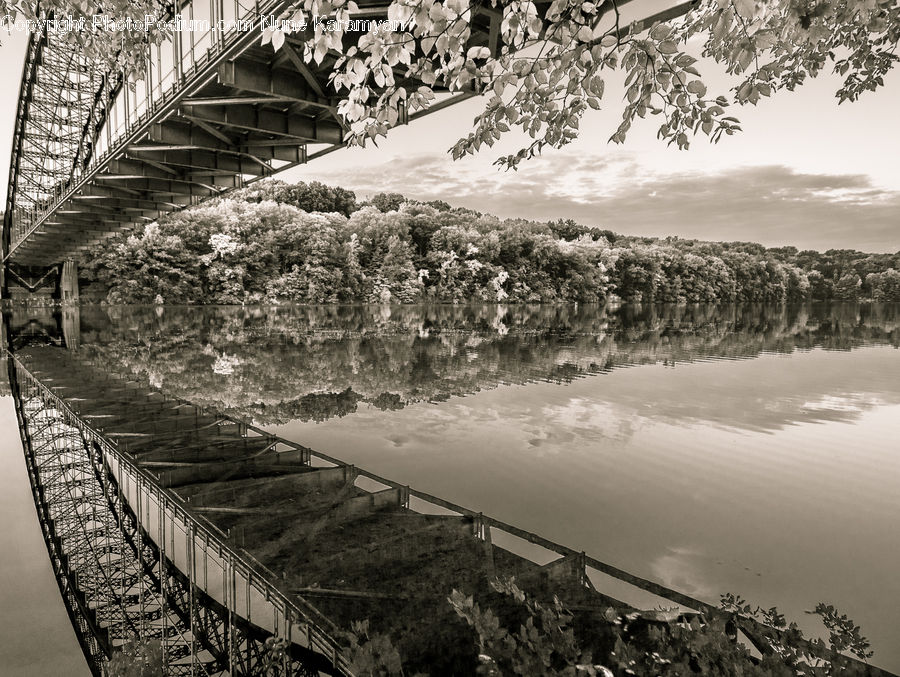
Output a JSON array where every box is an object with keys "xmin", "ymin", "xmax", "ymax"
[
  {"xmin": 6, "ymin": 47, "xmax": 346, "ymax": 267},
  {"xmin": 3, "ymin": 0, "xmax": 705, "ymax": 279},
  {"xmin": 2, "ymin": 0, "xmax": 490, "ymax": 273}
]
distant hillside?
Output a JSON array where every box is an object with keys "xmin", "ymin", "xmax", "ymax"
[{"xmin": 79, "ymin": 179, "xmax": 900, "ymax": 305}]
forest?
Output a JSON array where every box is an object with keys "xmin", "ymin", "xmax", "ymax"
[{"xmin": 79, "ymin": 179, "xmax": 900, "ymax": 305}]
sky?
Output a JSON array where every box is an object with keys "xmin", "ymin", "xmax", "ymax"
[
  {"xmin": 1, "ymin": 8, "xmax": 898, "ymax": 253},
  {"xmin": 284, "ymin": 57, "xmax": 900, "ymax": 253}
]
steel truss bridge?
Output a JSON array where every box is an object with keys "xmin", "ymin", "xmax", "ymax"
[
  {"xmin": 3, "ymin": 311, "xmax": 896, "ymax": 676},
  {"xmin": 0, "ymin": 0, "xmax": 699, "ymax": 298}
]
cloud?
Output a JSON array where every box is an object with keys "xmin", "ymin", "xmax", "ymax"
[{"xmin": 290, "ymin": 151, "xmax": 900, "ymax": 252}]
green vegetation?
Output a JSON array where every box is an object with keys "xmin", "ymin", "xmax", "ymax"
[
  {"xmin": 445, "ymin": 581, "xmax": 875, "ymax": 677},
  {"xmin": 320, "ymin": 579, "xmax": 876, "ymax": 676},
  {"xmin": 80, "ymin": 180, "xmax": 900, "ymax": 306}
]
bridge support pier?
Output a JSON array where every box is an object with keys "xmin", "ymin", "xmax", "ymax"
[{"xmin": 60, "ymin": 260, "xmax": 79, "ymax": 303}]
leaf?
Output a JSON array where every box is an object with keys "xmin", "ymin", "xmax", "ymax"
[
  {"xmin": 754, "ymin": 30, "xmax": 777, "ymax": 50},
  {"xmin": 314, "ymin": 40, "xmax": 327, "ymax": 64},
  {"xmin": 686, "ymin": 80, "xmax": 707, "ymax": 96},
  {"xmin": 713, "ymin": 14, "xmax": 728, "ymax": 41},
  {"xmin": 445, "ymin": 0, "xmax": 469, "ymax": 16},
  {"xmin": 658, "ymin": 40, "xmax": 678, "ymax": 54},
  {"xmin": 271, "ymin": 29, "xmax": 285, "ymax": 51},
  {"xmin": 650, "ymin": 23, "xmax": 672, "ymax": 41},
  {"xmin": 733, "ymin": 0, "xmax": 755, "ymax": 20}
]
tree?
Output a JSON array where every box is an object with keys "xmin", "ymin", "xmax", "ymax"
[
  {"xmin": 834, "ymin": 272, "xmax": 862, "ymax": 299},
  {"xmin": 82, "ymin": 223, "xmax": 202, "ymax": 304},
  {"xmin": 267, "ymin": 0, "xmax": 896, "ymax": 168},
  {"xmin": 866, "ymin": 268, "xmax": 900, "ymax": 300},
  {"xmin": 371, "ymin": 192, "xmax": 408, "ymax": 213},
  {"xmin": 81, "ymin": 180, "xmax": 894, "ymax": 304},
  {"xmin": 233, "ymin": 180, "xmax": 358, "ymax": 216}
]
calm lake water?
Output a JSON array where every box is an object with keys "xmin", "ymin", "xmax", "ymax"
[{"xmin": 3, "ymin": 302, "xmax": 899, "ymax": 672}]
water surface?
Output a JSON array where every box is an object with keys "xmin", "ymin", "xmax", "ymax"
[{"xmin": 6, "ymin": 302, "xmax": 900, "ymax": 671}]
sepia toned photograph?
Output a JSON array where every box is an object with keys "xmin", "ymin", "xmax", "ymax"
[{"xmin": 0, "ymin": 0, "xmax": 897, "ymax": 674}]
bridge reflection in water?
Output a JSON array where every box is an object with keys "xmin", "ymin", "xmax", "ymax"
[
  {"xmin": 4, "ymin": 308, "xmax": 897, "ymax": 676},
  {"xmin": 9, "ymin": 353, "xmax": 346, "ymax": 676}
]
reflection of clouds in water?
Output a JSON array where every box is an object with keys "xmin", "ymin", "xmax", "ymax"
[
  {"xmin": 370, "ymin": 402, "xmax": 506, "ymax": 451},
  {"xmin": 559, "ymin": 349, "xmax": 900, "ymax": 435},
  {"xmin": 527, "ymin": 428, "xmax": 576, "ymax": 449},
  {"xmin": 649, "ymin": 546, "xmax": 717, "ymax": 600},
  {"xmin": 371, "ymin": 397, "xmax": 635, "ymax": 456},
  {"xmin": 800, "ymin": 394, "xmax": 885, "ymax": 413},
  {"xmin": 368, "ymin": 348, "xmax": 900, "ymax": 456},
  {"xmin": 530, "ymin": 399, "xmax": 641, "ymax": 449}
]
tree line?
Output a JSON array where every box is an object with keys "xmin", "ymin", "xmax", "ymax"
[{"xmin": 79, "ymin": 180, "xmax": 900, "ymax": 305}]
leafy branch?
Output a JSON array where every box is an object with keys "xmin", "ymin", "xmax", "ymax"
[{"xmin": 261, "ymin": 0, "xmax": 897, "ymax": 167}]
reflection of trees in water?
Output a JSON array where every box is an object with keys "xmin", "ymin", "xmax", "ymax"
[{"xmin": 73, "ymin": 303, "xmax": 900, "ymax": 425}]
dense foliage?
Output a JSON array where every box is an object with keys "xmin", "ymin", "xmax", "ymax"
[
  {"xmin": 330, "ymin": 579, "xmax": 876, "ymax": 676},
  {"xmin": 444, "ymin": 580, "xmax": 876, "ymax": 677},
  {"xmin": 80, "ymin": 180, "xmax": 900, "ymax": 306},
  {"xmin": 267, "ymin": 0, "xmax": 899, "ymax": 168}
]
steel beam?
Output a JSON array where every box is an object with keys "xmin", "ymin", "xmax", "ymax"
[
  {"xmin": 217, "ymin": 60, "xmax": 335, "ymax": 114},
  {"xmin": 178, "ymin": 103, "xmax": 343, "ymax": 144},
  {"xmin": 146, "ymin": 121, "xmax": 304, "ymax": 163}
]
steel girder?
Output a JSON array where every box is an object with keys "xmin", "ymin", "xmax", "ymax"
[
  {"xmin": 3, "ymin": 0, "xmax": 302, "ymax": 269},
  {"xmin": 10, "ymin": 359, "xmax": 204, "ymax": 675}
]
